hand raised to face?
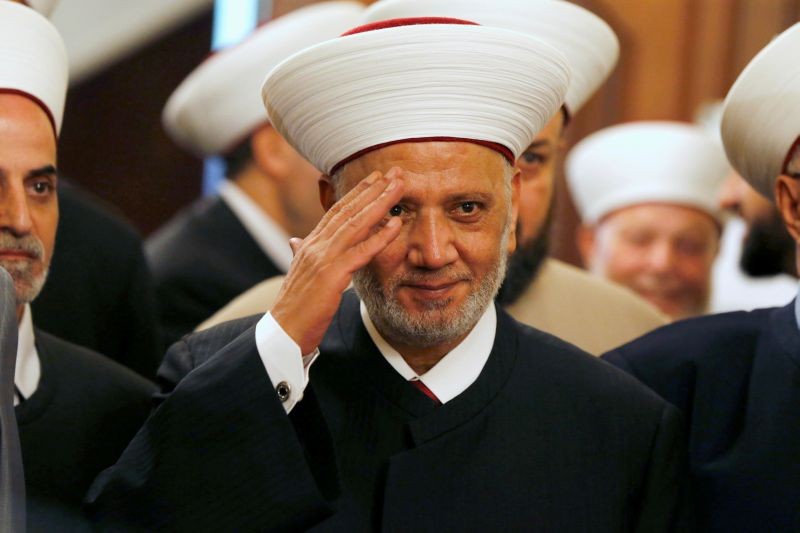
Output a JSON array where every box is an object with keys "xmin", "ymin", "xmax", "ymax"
[{"xmin": 270, "ymin": 167, "xmax": 405, "ymax": 355}]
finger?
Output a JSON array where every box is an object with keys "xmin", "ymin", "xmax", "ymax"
[
  {"xmin": 339, "ymin": 216, "xmax": 403, "ymax": 274},
  {"xmin": 315, "ymin": 169, "xmax": 384, "ymax": 233},
  {"xmin": 329, "ymin": 173, "xmax": 404, "ymax": 251},
  {"xmin": 318, "ymin": 168, "xmax": 403, "ymax": 241},
  {"xmin": 289, "ymin": 238, "xmax": 303, "ymax": 256}
]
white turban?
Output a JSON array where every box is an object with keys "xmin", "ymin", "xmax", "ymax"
[
  {"xmin": 566, "ymin": 122, "xmax": 730, "ymax": 223},
  {"xmin": 163, "ymin": 1, "xmax": 364, "ymax": 156},
  {"xmin": 0, "ymin": 1, "xmax": 68, "ymax": 135},
  {"xmin": 721, "ymin": 23, "xmax": 800, "ymax": 199},
  {"xmin": 263, "ymin": 18, "xmax": 570, "ymax": 176},
  {"xmin": 362, "ymin": 0, "xmax": 618, "ymax": 116}
]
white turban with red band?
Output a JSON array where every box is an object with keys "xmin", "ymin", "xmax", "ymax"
[
  {"xmin": 262, "ymin": 18, "xmax": 570, "ymax": 176},
  {"xmin": 721, "ymin": 22, "xmax": 800, "ymax": 200},
  {"xmin": 25, "ymin": 0, "xmax": 58, "ymax": 17},
  {"xmin": 0, "ymin": 1, "xmax": 68, "ymax": 136},
  {"xmin": 566, "ymin": 121, "xmax": 729, "ymax": 224},
  {"xmin": 163, "ymin": 1, "xmax": 364, "ymax": 157},
  {"xmin": 362, "ymin": 0, "xmax": 618, "ymax": 116}
]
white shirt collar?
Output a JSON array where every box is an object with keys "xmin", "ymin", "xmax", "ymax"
[
  {"xmin": 15, "ymin": 304, "xmax": 41, "ymax": 406},
  {"xmin": 217, "ymin": 180, "xmax": 294, "ymax": 272},
  {"xmin": 360, "ymin": 301, "xmax": 497, "ymax": 404}
]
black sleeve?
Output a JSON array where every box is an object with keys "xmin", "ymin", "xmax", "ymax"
[
  {"xmin": 633, "ymin": 404, "xmax": 695, "ymax": 533},
  {"xmin": 84, "ymin": 326, "xmax": 337, "ymax": 531}
]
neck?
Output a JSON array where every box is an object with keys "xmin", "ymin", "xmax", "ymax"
[
  {"xmin": 388, "ymin": 332, "xmax": 469, "ymax": 375},
  {"xmin": 232, "ymin": 167, "xmax": 290, "ymax": 233}
]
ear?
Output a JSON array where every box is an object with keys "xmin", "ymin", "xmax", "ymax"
[
  {"xmin": 250, "ymin": 124, "xmax": 290, "ymax": 181},
  {"xmin": 575, "ymin": 224, "xmax": 597, "ymax": 268},
  {"xmin": 774, "ymin": 174, "xmax": 800, "ymax": 242},
  {"xmin": 507, "ymin": 167, "xmax": 521, "ymax": 255},
  {"xmin": 319, "ymin": 175, "xmax": 337, "ymax": 212}
]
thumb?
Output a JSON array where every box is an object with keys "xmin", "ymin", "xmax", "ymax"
[{"xmin": 289, "ymin": 237, "xmax": 304, "ymax": 256}]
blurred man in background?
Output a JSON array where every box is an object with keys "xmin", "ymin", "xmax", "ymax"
[
  {"xmin": 567, "ymin": 121, "xmax": 729, "ymax": 320},
  {"xmin": 146, "ymin": 1, "xmax": 364, "ymax": 348},
  {"xmin": 605, "ymin": 23, "xmax": 800, "ymax": 531}
]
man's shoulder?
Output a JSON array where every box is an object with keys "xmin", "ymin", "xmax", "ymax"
[
  {"xmin": 539, "ymin": 259, "xmax": 666, "ymax": 318},
  {"xmin": 197, "ymin": 275, "xmax": 285, "ymax": 332},
  {"xmin": 502, "ymin": 309, "xmax": 669, "ymax": 415},
  {"xmin": 35, "ymin": 329, "xmax": 155, "ymax": 397},
  {"xmin": 605, "ymin": 305, "xmax": 777, "ymax": 368},
  {"xmin": 159, "ymin": 314, "xmax": 263, "ymax": 384}
]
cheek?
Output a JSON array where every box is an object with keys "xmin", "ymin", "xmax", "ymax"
[
  {"xmin": 33, "ymin": 207, "xmax": 58, "ymax": 263},
  {"xmin": 516, "ymin": 177, "xmax": 553, "ymax": 241}
]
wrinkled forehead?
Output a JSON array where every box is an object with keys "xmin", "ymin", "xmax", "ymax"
[{"xmin": 338, "ymin": 141, "xmax": 509, "ymax": 189}]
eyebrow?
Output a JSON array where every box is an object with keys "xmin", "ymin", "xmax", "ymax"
[
  {"xmin": 523, "ymin": 140, "xmax": 552, "ymax": 151},
  {"xmin": 27, "ymin": 165, "xmax": 58, "ymax": 179}
]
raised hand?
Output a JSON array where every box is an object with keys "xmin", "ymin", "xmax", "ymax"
[{"xmin": 271, "ymin": 167, "xmax": 405, "ymax": 354}]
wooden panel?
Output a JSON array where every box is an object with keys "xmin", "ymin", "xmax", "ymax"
[{"xmin": 58, "ymin": 10, "xmax": 213, "ymax": 236}]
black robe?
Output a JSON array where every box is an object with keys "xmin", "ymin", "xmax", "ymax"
[
  {"xmin": 32, "ymin": 181, "xmax": 161, "ymax": 379},
  {"xmin": 87, "ymin": 293, "xmax": 692, "ymax": 531},
  {"xmin": 604, "ymin": 302, "xmax": 800, "ymax": 532},
  {"xmin": 17, "ymin": 330, "xmax": 155, "ymax": 531},
  {"xmin": 146, "ymin": 196, "xmax": 283, "ymax": 349}
]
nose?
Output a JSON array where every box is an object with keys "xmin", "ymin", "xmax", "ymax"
[
  {"xmin": 0, "ymin": 182, "xmax": 33, "ymax": 237},
  {"xmin": 646, "ymin": 241, "xmax": 678, "ymax": 275},
  {"xmin": 406, "ymin": 209, "xmax": 458, "ymax": 270}
]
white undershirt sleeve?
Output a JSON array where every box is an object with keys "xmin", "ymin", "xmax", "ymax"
[{"xmin": 254, "ymin": 311, "xmax": 320, "ymax": 413}]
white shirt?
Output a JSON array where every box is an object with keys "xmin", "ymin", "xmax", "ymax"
[
  {"xmin": 254, "ymin": 300, "xmax": 497, "ymax": 410},
  {"xmin": 14, "ymin": 304, "xmax": 41, "ymax": 406},
  {"xmin": 360, "ymin": 301, "xmax": 496, "ymax": 404},
  {"xmin": 218, "ymin": 180, "xmax": 294, "ymax": 272}
]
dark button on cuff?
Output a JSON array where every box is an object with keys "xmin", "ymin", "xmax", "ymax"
[{"xmin": 276, "ymin": 381, "xmax": 291, "ymax": 403}]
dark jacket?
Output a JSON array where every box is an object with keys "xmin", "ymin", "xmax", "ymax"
[
  {"xmin": 88, "ymin": 293, "xmax": 692, "ymax": 531},
  {"xmin": 17, "ymin": 329, "xmax": 155, "ymax": 530},
  {"xmin": 146, "ymin": 196, "xmax": 283, "ymax": 350},
  {"xmin": 604, "ymin": 302, "xmax": 800, "ymax": 532}
]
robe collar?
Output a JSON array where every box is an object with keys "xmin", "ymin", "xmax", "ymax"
[{"xmin": 359, "ymin": 301, "xmax": 496, "ymax": 404}]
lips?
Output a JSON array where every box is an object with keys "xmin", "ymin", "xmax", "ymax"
[{"xmin": 0, "ymin": 249, "xmax": 36, "ymax": 260}]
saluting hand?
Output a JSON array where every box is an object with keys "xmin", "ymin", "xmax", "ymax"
[{"xmin": 271, "ymin": 167, "xmax": 405, "ymax": 355}]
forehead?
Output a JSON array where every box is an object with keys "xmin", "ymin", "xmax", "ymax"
[
  {"xmin": 602, "ymin": 203, "xmax": 719, "ymax": 234},
  {"xmin": 339, "ymin": 141, "xmax": 507, "ymax": 194},
  {"xmin": 0, "ymin": 93, "xmax": 56, "ymax": 165}
]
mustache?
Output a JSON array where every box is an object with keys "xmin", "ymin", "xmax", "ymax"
[
  {"xmin": 0, "ymin": 231, "xmax": 44, "ymax": 259},
  {"xmin": 392, "ymin": 267, "xmax": 473, "ymax": 286}
]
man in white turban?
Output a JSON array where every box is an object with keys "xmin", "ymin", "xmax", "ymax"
[
  {"xmin": 0, "ymin": 2, "xmax": 154, "ymax": 527},
  {"xmin": 87, "ymin": 17, "xmax": 690, "ymax": 531},
  {"xmin": 567, "ymin": 121, "xmax": 729, "ymax": 319},
  {"xmin": 605, "ymin": 23, "xmax": 800, "ymax": 532},
  {"xmin": 198, "ymin": 0, "xmax": 667, "ymax": 356}
]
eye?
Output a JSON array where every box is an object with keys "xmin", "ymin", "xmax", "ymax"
[
  {"xmin": 389, "ymin": 205, "xmax": 403, "ymax": 217},
  {"xmin": 459, "ymin": 202, "xmax": 477, "ymax": 214},
  {"xmin": 29, "ymin": 178, "xmax": 55, "ymax": 196},
  {"xmin": 520, "ymin": 151, "xmax": 545, "ymax": 165}
]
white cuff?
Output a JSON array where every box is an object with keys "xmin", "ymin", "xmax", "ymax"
[{"xmin": 255, "ymin": 312, "xmax": 320, "ymax": 413}]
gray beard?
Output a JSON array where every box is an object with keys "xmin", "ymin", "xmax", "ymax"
[
  {"xmin": 353, "ymin": 229, "xmax": 509, "ymax": 349},
  {"xmin": 0, "ymin": 231, "xmax": 48, "ymax": 305}
]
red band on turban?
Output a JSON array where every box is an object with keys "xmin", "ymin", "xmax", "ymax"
[{"xmin": 342, "ymin": 17, "xmax": 478, "ymax": 37}]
